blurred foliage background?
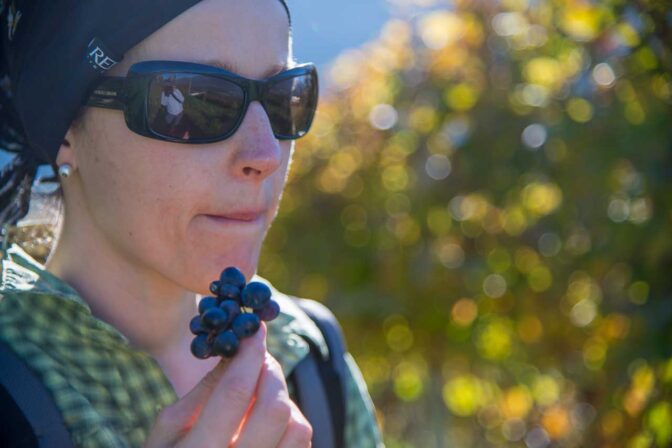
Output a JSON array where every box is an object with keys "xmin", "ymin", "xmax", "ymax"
[
  {"xmin": 256, "ymin": 0, "xmax": 672, "ymax": 446},
  {"xmin": 7, "ymin": 0, "xmax": 671, "ymax": 446}
]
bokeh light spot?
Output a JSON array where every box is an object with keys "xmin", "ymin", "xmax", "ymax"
[
  {"xmin": 571, "ymin": 299, "xmax": 597, "ymax": 327},
  {"xmin": 527, "ymin": 266, "xmax": 552, "ymax": 292},
  {"xmin": 592, "ymin": 62, "xmax": 616, "ymax": 87},
  {"xmin": 560, "ymin": 5, "xmax": 603, "ymax": 42},
  {"xmin": 381, "ymin": 164, "xmax": 410, "ymax": 191},
  {"xmin": 433, "ymin": 238, "xmax": 465, "ymax": 269},
  {"xmin": 522, "ymin": 123, "xmax": 547, "ymax": 149},
  {"xmin": 583, "ymin": 338, "xmax": 607, "ymax": 370},
  {"xmin": 369, "ymin": 103, "xmax": 399, "ymax": 130},
  {"xmin": 443, "ymin": 375, "xmax": 484, "ymax": 416},
  {"xmin": 425, "ymin": 154, "xmax": 452, "ymax": 180},
  {"xmin": 533, "ymin": 375, "xmax": 560, "ymax": 406},
  {"xmin": 538, "ymin": 233, "xmax": 562, "ymax": 257},
  {"xmin": 408, "ymin": 106, "xmax": 438, "ymax": 133},
  {"xmin": 647, "ymin": 402, "xmax": 672, "ymax": 447},
  {"xmin": 393, "ymin": 361, "xmax": 425, "ymax": 402},
  {"xmin": 487, "ymin": 248, "xmax": 512, "ymax": 273},
  {"xmin": 426, "ymin": 207, "xmax": 452, "ymax": 235},
  {"xmin": 542, "ymin": 406, "xmax": 570, "ymax": 440},
  {"xmin": 445, "ymin": 83, "xmax": 479, "ymax": 111},
  {"xmin": 419, "ymin": 11, "xmax": 463, "ymax": 49},
  {"xmin": 502, "ymin": 386, "xmax": 533, "ymax": 419},
  {"xmin": 525, "ymin": 426, "xmax": 551, "ymax": 448},
  {"xmin": 522, "ymin": 182, "xmax": 563, "ymax": 216},
  {"xmin": 517, "ymin": 315, "xmax": 543, "ymax": 344},
  {"xmin": 451, "ymin": 298, "xmax": 478, "ymax": 326},
  {"xmin": 483, "ymin": 274, "xmax": 507, "ymax": 298},
  {"xmin": 566, "ymin": 97, "xmax": 594, "ymax": 122},
  {"xmin": 608, "ymin": 196, "xmax": 630, "ymax": 222},
  {"xmin": 515, "ymin": 247, "xmax": 540, "ymax": 273},
  {"xmin": 477, "ymin": 317, "xmax": 513, "ymax": 360}
]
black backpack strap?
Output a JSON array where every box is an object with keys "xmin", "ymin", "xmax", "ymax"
[
  {"xmin": 0, "ymin": 340, "xmax": 74, "ymax": 447},
  {"xmin": 290, "ymin": 298, "xmax": 347, "ymax": 448},
  {"xmin": 290, "ymin": 347, "xmax": 336, "ymax": 448}
]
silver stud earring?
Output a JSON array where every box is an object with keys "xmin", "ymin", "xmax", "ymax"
[{"xmin": 58, "ymin": 163, "xmax": 73, "ymax": 179}]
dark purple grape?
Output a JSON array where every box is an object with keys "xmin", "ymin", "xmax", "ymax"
[
  {"xmin": 198, "ymin": 296, "xmax": 219, "ymax": 314},
  {"xmin": 209, "ymin": 281, "xmax": 221, "ymax": 295},
  {"xmin": 232, "ymin": 313, "xmax": 261, "ymax": 339},
  {"xmin": 201, "ymin": 307, "xmax": 229, "ymax": 331},
  {"xmin": 241, "ymin": 282, "xmax": 271, "ymax": 309},
  {"xmin": 219, "ymin": 300, "xmax": 241, "ymax": 324},
  {"xmin": 189, "ymin": 315, "xmax": 207, "ymax": 335},
  {"xmin": 190, "ymin": 334, "xmax": 212, "ymax": 359},
  {"xmin": 218, "ymin": 283, "xmax": 241, "ymax": 302},
  {"xmin": 220, "ymin": 267, "xmax": 246, "ymax": 289},
  {"xmin": 213, "ymin": 330, "xmax": 240, "ymax": 358},
  {"xmin": 255, "ymin": 299, "xmax": 280, "ymax": 322}
]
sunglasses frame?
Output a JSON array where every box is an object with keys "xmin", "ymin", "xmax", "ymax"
[{"xmin": 83, "ymin": 60, "xmax": 319, "ymax": 144}]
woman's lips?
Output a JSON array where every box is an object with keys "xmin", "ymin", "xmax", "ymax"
[{"xmin": 203, "ymin": 210, "xmax": 265, "ymax": 223}]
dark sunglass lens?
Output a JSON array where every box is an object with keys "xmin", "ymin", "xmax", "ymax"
[
  {"xmin": 147, "ymin": 73, "xmax": 244, "ymax": 141},
  {"xmin": 264, "ymin": 72, "xmax": 317, "ymax": 138}
]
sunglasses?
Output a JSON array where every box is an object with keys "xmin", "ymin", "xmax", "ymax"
[{"xmin": 83, "ymin": 60, "xmax": 319, "ymax": 143}]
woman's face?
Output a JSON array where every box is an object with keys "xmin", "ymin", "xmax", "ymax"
[{"xmin": 63, "ymin": 0, "xmax": 293, "ymax": 293}]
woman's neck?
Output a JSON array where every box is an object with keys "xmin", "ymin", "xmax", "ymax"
[{"xmin": 45, "ymin": 215, "xmax": 198, "ymax": 358}]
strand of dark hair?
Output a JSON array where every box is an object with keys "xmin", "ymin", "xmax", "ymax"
[{"xmin": 0, "ymin": 151, "xmax": 38, "ymax": 226}]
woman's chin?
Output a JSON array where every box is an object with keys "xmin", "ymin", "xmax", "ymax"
[
  {"xmin": 205, "ymin": 251, "xmax": 259, "ymax": 284},
  {"xmin": 181, "ymin": 236, "xmax": 262, "ymax": 292}
]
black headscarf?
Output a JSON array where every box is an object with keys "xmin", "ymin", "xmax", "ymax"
[{"xmin": 0, "ymin": 0, "xmax": 291, "ymax": 226}]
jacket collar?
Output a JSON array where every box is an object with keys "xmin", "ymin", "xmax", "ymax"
[{"xmin": 0, "ymin": 244, "xmax": 330, "ymax": 374}]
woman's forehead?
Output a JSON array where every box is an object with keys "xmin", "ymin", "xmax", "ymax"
[{"xmin": 110, "ymin": 0, "xmax": 290, "ymax": 80}]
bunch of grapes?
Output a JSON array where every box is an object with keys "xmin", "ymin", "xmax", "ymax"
[{"xmin": 190, "ymin": 266, "xmax": 280, "ymax": 359}]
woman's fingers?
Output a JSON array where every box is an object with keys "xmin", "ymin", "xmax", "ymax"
[
  {"xmin": 145, "ymin": 359, "xmax": 229, "ymax": 447},
  {"xmin": 276, "ymin": 397, "xmax": 313, "ymax": 448},
  {"xmin": 232, "ymin": 352, "xmax": 293, "ymax": 447},
  {"xmin": 178, "ymin": 323, "xmax": 268, "ymax": 447},
  {"xmin": 144, "ymin": 322, "xmax": 311, "ymax": 448},
  {"xmin": 233, "ymin": 352, "xmax": 314, "ymax": 448}
]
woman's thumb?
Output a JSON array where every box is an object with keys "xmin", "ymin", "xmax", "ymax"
[{"xmin": 144, "ymin": 360, "xmax": 229, "ymax": 447}]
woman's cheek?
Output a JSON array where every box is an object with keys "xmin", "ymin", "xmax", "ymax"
[{"xmin": 94, "ymin": 160, "xmax": 182, "ymax": 265}]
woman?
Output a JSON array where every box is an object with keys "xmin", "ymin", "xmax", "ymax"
[{"xmin": 0, "ymin": 0, "xmax": 383, "ymax": 446}]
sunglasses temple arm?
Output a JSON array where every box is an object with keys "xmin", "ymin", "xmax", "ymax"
[{"xmin": 83, "ymin": 76, "xmax": 125, "ymax": 110}]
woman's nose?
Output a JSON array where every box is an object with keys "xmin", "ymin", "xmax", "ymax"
[{"xmin": 229, "ymin": 101, "xmax": 283, "ymax": 180}]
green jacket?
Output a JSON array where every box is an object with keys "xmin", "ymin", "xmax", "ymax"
[{"xmin": 0, "ymin": 244, "xmax": 384, "ymax": 447}]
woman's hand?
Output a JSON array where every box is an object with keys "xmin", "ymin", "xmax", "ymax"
[{"xmin": 144, "ymin": 323, "xmax": 313, "ymax": 447}]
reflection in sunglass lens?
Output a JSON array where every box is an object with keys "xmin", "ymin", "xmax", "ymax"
[
  {"xmin": 147, "ymin": 73, "xmax": 244, "ymax": 141},
  {"xmin": 264, "ymin": 73, "xmax": 317, "ymax": 138}
]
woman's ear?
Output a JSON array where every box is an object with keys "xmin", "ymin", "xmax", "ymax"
[{"xmin": 56, "ymin": 126, "xmax": 78, "ymax": 170}]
